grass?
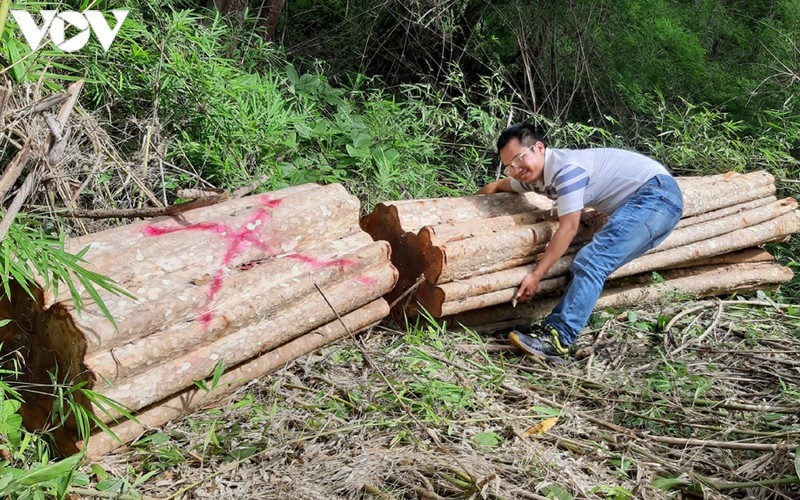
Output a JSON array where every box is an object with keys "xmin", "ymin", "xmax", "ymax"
[{"xmin": 77, "ymin": 296, "xmax": 800, "ymax": 499}]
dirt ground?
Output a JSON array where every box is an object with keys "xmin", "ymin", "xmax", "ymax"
[{"xmin": 95, "ymin": 298, "xmax": 800, "ymax": 500}]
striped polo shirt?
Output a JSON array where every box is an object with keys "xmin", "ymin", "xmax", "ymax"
[{"xmin": 510, "ymin": 147, "xmax": 670, "ymax": 216}]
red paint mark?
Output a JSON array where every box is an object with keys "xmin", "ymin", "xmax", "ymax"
[
  {"xmin": 143, "ymin": 209, "xmax": 278, "ymax": 325},
  {"xmin": 286, "ymin": 254, "xmax": 354, "ymax": 269},
  {"xmin": 356, "ymin": 276, "xmax": 378, "ymax": 287},
  {"xmin": 259, "ymin": 195, "xmax": 282, "ymax": 209},
  {"xmin": 199, "ymin": 310, "xmax": 215, "ymax": 328},
  {"xmin": 142, "ymin": 222, "xmax": 220, "ymax": 237},
  {"xmin": 143, "ymin": 199, "xmax": 356, "ymax": 328}
]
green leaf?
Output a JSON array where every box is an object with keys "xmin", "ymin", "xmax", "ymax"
[
  {"xmin": 531, "ymin": 406, "xmax": 561, "ymax": 417},
  {"xmin": 540, "ymin": 483, "xmax": 573, "ymax": 500},
  {"xmin": 19, "ymin": 454, "xmax": 82, "ymax": 486},
  {"xmin": 794, "ymin": 447, "xmax": 799, "ymax": 478},
  {"xmin": 652, "ymin": 476, "xmax": 702, "ymax": 492},
  {"xmin": 472, "ymin": 431, "xmax": 502, "ymax": 447}
]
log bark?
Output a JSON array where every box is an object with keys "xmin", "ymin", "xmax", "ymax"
[
  {"xmin": 83, "ymin": 299, "xmax": 389, "ymax": 458},
  {"xmin": 423, "ymin": 211, "xmax": 606, "ymax": 284},
  {"xmin": 359, "ymin": 191, "xmax": 553, "ymax": 244},
  {"xmin": 441, "ymin": 205, "xmax": 800, "ymax": 316},
  {"xmin": 449, "ymin": 261, "xmax": 794, "ymax": 330},
  {"xmin": 60, "ymin": 183, "xmax": 360, "ymax": 355},
  {"xmin": 663, "ymin": 248, "xmax": 774, "ymax": 269},
  {"xmin": 93, "ymin": 260, "xmax": 397, "ymax": 420},
  {"xmin": 416, "ymin": 244, "xmax": 780, "ymax": 318},
  {"xmin": 647, "ymin": 198, "xmax": 797, "ymax": 254},
  {"xmin": 1, "ymin": 182, "xmax": 398, "ymax": 456},
  {"xmin": 413, "ymin": 248, "xmax": 579, "ymax": 316},
  {"xmin": 433, "ymin": 276, "xmax": 568, "ymax": 317},
  {"xmin": 83, "ymin": 236, "xmax": 386, "ymax": 381},
  {"xmin": 417, "ymin": 210, "xmax": 551, "ymax": 246},
  {"xmin": 680, "ymin": 170, "xmax": 775, "ymax": 217},
  {"xmin": 676, "ymin": 196, "xmax": 776, "ymax": 229},
  {"xmin": 360, "ymin": 171, "xmax": 773, "ymax": 248},
  {"xmin": 611, "ymin": 209, "xmax": 800, "ymax": 279}
]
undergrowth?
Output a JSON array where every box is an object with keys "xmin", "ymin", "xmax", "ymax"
[{"xmin": 81, "ymin": 297, "xmax": 800, "ymax": 499}]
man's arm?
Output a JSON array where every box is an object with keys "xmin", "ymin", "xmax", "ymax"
[
  {"xmin": 477, "ymin": 177, "xmax": 515, "ymax": 194},
  {"xmin": 516, "ymin": 210, "xmax": 581, "ymax": 302}
]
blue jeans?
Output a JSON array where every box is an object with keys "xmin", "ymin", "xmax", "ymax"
[{"xmin": 544, "ymin": 174, "xmax": 684, "ymax": 345}]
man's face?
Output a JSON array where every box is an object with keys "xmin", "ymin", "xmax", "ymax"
[{"xmin": 499, "ymin": 138, "xmax": 545, "ymax": 184}]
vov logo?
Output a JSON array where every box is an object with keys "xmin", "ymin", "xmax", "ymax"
[{"xmin": 10, "ymin": 10, "xmax": 130, "ymax": 52}]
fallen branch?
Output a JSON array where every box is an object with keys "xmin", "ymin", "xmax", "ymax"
[
  {"xmin": 0, "ymin": 140, "xmax": 30, "ymax": 202},
  {"xmin": 0, "ymin": 171, "xmax": 36, "ymax": 243},
  {"xmin": 63, "ymin": 193, "xmax": 229, "ymax": 219},
  {"xmin": 646, "ymin": 435, "xmax": 794, "ymax": 452},
  {"xmin": 715, "ymin": 475, "xmax": 800, "ymax": 491}
]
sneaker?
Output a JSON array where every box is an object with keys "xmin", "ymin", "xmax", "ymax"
[{"xmin": 508, "ymin": 323, "xmax": 569, "ymax": 361}]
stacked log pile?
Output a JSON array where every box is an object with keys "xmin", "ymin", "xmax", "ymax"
[
  {"xmin": 360, "ymin": 171, "xmax": 798, "ymax": 329},
  {"xmin": 0, "ymin": 183, "xmax": 397, "ymax": 457}
]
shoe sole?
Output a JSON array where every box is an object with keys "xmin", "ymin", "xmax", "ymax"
[{"xmin": 508, "ymin": 333, "xmax": 569, "ymax": 366}]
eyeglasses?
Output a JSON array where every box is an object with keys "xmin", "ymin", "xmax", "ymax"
[{"xmin": 503, "ymin": 145, "xmax": 533, "ymax": 177}]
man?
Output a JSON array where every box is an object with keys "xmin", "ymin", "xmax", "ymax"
[{"xmin": 478, "ymin": 122, "xmax": 683, "ymax": 361}]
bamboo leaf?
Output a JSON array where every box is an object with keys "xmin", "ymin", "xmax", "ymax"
[{"xmin": 19, "ymin": 454, "xmax": 82, "ymax": 486}]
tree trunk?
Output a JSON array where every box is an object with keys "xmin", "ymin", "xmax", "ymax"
[
  {"xmin": 256, "ymin": 0, "xmax": 285, "ymax": 40},
  {"xmin": 676, "ymin": 196, "xmax": 776, "ymax": 229},
  {"xmin": 92, "ymin": 260, "xmax": 397, "ymax": 420},
  {"xmin": 422, "ymin": 211, "xmax": 605, "ymax": 284},
  {"xmin": 611, "ymin": 209, "xmax": 800, "ymax": 279},
  {"xmin": 63, "ymin": 183, "xmax": 360, "ymax": 355},
  {"xmin": 360, "ymin": 191, "xmax": 553, "ymax": 244},
  {"xmin": 449, "ymin": 261, "xmax": 793, "ymax": 330},
  {"xmin": 646, "ymin": 198, "xmax": 797, "ymax": 254},
  {"xmin": 83, "ymin": 237, "xmax": 387, "ymax": 381}
]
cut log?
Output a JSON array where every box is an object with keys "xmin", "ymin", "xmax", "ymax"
[
  {"xmin": 429, "ymin": 276, "xmax": 568, "ymax": 317},
  {"xmin": 680, "ymin": 170, "xmax": 775, "ymax": 217},
  {"xmin": 417, "ymin": 245, "xmax": 781, "ymax": 317},
  {"xmin": 663, "ymin": 248, "xmax": 774, "ymax": 269},
  {"xmin": 360, "ymin": 191, "xmax": 553, "ymax": 244},
  {"xmin": 676, "ymin": 196, "xmax": 776, "ymax": 229},
  {"xmin": 92, "ymin": 260, "xmax": 397, "ymax": 420},
  {"xmin": 60, "ymin": 183, "xmax": 361, "ymax": 355},
  {"xmin": 413, "ymin": 249, "xmax": 579, "ymax": 317},
  {"xmin": 448, "ymin": 261, "xmax": 794, "ymax": 330},
  {"xmin": 611, "ymin": 209, "xmax": 800, "ymax": 279},
  {"xmin": 648, "ymin": 198, "xmax": 797, "ymax": 254},
  {"xmin": 83, "ymin": 237, "xmax": 387, "ymax": 381},
  {"xmin": 0, "ymin": 182, "xmax": 398, "ymax": 456},
  {"xmin": 417, "ymin": 210, "xmax": 551, "ymax": 246},
  {"xmin": 83, "ymin": 299, "xmax": 389, "ymax": 458},
  {"xmin": 422, "ymin": 212, "xmax": 606, "ymax": 284}
]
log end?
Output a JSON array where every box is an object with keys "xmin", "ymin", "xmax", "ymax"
[
  {"xmin": 360, "ymin": 203, "xmax": 401, "ymax": 245},
  {"xmin": 1, "ymin": 280, "xmax": 94, "ymax": 457}
]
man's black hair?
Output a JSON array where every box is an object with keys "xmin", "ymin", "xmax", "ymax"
[{"xmin": 496, "ymin": 122, "xmax": 547, "ymax": 152}]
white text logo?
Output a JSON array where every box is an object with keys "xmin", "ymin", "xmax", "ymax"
[{"xmin": 11, "ymin": 10, "xmax": 130, "ymax": 52}]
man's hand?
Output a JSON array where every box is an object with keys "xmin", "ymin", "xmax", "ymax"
[
  {"xmin": 515, "ymin": 271, "xmax": 542, "ymax": 303},
  {"xmin": 513, "ymin": 210, "xmax": 581, "ymax": 305}
]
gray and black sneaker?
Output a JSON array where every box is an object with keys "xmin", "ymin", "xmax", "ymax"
[{"xmin": 508, "ymin": 324, "xmax": 570, "ymax": 364}]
